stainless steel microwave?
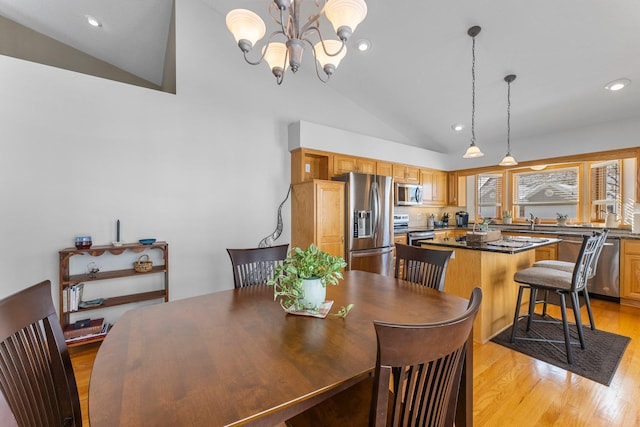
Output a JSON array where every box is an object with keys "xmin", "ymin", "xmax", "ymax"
[{"xmin": 395, "ymin": 183, "xmax": 422, "ymax": 206}]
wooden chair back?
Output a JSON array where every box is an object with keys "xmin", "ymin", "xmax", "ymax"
[
  {"xmin": 227, "ymin": 244, "xmax": 289, "ymax": 288},
  {"xmin": 394, "ymin": 244, "xmax": 453, "ymax": 291},
  {"xmin": 0, "ymin": 280, "xmax": 82, "ymax": 427},
  {"xmin": 370, "ymin": 288, "xmax": 482, "ymax": 427}
]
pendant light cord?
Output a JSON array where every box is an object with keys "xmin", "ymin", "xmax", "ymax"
[
  {"xmin": 471, "ymin": 35, "xmax": 476, "ymax": 144},
  {"xmin": 506, "ymin": 79, "xmax": 511, "ymax": 154}
]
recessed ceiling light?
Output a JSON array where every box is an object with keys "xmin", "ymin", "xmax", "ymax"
[
  {"xmin": 355, "ymin": 39, "xmax": 370, "ymax": 52},
  {"xmin": 451, "ymin": 124, "xmax": 465, "ymax": 132},
  {"xmin": 86, "ymin": 15, "xmax": 102, "ymax": 28},
  {"xmin": 604, "ymin": 78, "xmax": 630, "ymax": 91}
]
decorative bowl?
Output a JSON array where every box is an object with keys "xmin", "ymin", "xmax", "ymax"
[{"xmin": 139, "ymin": 238, "xmax": 156, "ymax": 245}]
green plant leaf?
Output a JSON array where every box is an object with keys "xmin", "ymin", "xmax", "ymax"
[{"xmin": 331, "ymin": 304, "xmax": 354, "ymax": 318}]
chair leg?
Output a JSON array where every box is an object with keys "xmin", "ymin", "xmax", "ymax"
[
  {"xmin": 541, "ymin": 290, "xmax": 550, "ymax": 317},
  {"xmin": 526, "ymin": 288, "xmax": 537, "ymax": 332},
  {"xmin": 570, "ymin": 292, "xmax": 586, "ymax": 350},
  {"xmin": 510, "ymin": 285, "xmax": 527, "ymax": 343},
  {"xmin": 582, "ymin": 289, "xmax": 596, "ymax": 330},
  {"xmin": 558, "ymin": 293, "xmax": 573, "ymax": 364}
]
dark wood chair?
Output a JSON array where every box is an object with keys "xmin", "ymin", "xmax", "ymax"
[
  {"xmin": 511, "ymin": 232, "xmax": 603, "ymax": 364},
  {"xmin": 532, "ymin": 229, "xmax": 609, "ymax": 330},
  {"xmin": 394, "ymin": 244, "xmax": 453, "ymax": 291},
  {"xmin": 0, "ymin": 280, "xmax": 82, "ymax": 427},
  {"xmin": 226, "ymin": 244, "xmax": 289, "ymax": 288},
  {"xmin": 286, "ymin": 288, "xmax": 482, "ymax": 427}
]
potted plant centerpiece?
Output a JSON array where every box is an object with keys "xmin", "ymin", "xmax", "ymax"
[
  {"xmin": 268, "ymin": 244, "xmax": 347, "ymax": 313},
  {"xmin": 502, "ymin": 211, "xmax": 512, "ymax": 225},
  {"xmin": 556, "ymin": 213, "xmax": 568, "ymax": 226}
]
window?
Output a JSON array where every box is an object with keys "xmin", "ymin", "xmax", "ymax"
[
  {"xmin": 512, "ymin": 166, "xmax": 580, "ymax": 221},
  {"xmin": 590, "ymin": 160, "xmax": 621, "ymax": 222},
  {"xmin": 476, "ymin": 173, "xmax": 503, "ymax": 219}
]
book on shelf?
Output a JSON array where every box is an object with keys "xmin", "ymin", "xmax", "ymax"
[
  {"xmin": 65, "ymin": 323, "xmax": 111, "ymax": 344},
  {"xmin": 63, "ymin": 317, "xmax": 105, "ymax": 340},
  {"xmin": 63, "ymin": 283, "xmax": 85, "ymax": 312}
]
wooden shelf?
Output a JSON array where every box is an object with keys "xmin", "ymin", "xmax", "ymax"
[
  {"xmin": 58, "ymin": 241, "xmax": 169, "ymax": 347},
  {"xmin": 61, "ymin": 290, "xmax": 167, "ymax": 315},
  {"xmin": 65, "ymin": 265, "xmax": 167, "ymax": 285}
]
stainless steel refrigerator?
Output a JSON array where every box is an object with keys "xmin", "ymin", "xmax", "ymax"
[{"xmin": 332, "ymin": 172, "xmax": 394, "ymax": 275}]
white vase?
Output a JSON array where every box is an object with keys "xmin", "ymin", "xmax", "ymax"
[
  {"xmin": 300, "ymin": 278, "xmax": 326, "ymax": 310},
  {"xmin": 503, "ymin": 217, "xmax": 512, "ymax": 225},
  {"xmin": 557, "ymin": 219, "xmax": 567, "ymax": 227}
]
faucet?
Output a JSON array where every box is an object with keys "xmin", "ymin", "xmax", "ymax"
[{"xmin": 527, "ymin": 213, "xmax": 535, "ymax": 231}]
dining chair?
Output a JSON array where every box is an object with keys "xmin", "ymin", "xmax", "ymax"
[
  {"xmin": 531, "ymin": 229, "xmax": 609, "ymax": 330},
  {"xmin": 226, "ymin": 244, "xmax": 289, "ymax": 288},
  {"xmin": 394, "ymin": 244, "xmax": 453, "ymax": 291},
  {"xmin": 286, "ymin": 288, "xmax": 482, "ymax": 427},
  {"xmin": 510, "ymin": 232, "xmax": 602, "ymax": 364},
  {"xmin": 0, "ymin": 280, "xmax": 82, "ymax": 427}
]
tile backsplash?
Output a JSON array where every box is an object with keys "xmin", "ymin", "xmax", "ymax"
[{"xmin": 394, "ymin": 205, "xmax": 466, "ymax": 227}]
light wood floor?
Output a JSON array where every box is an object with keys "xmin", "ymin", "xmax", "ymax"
[{"xmin": 70, "ymin": 298, "xmax": 640, "ymax": 426}]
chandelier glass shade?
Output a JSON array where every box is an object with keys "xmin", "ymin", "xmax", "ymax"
[
  {"xmin": 499, "ymin": 74, "xmax": 518, "ymax": 166},
  {"xmin": 463, "ymin": 26, "xmax": 484, "ymax": 158},
  {"xmin": 225, "ymin": 0, "xmax": 368, "ymax": 85}
]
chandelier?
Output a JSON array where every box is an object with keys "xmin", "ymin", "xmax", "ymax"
[
  {"xmin": 499, "ymin": 74, "xmax": 518, "ymax": 166},
  {"xmin": 225, "ymin": 0, "xmax": 368, "ymax": 85},
  {"xmin": 463, "ymin": 26, "xmax": 484, "ymax": 158}
]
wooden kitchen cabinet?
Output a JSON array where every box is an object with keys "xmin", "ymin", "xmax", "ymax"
[
  {"xmin": 621, "ymin": 239, "xmax": 640, "ymax": 307},
  {"xmin": 447, "ymin": 172, "xmax": 467, "ymax": 207},
  {"xmin": 291, "ymin": 148, "xmax": 331, "ymax": 184},
  {"xmin": 393, "ymin": 164, "xmax": 420, "ymax": 183},
  {"xmin": 376, "ymin": 161, "xmax": 393, "ymax": 177},
  {"xmin": 291, "ymin": 180, "xmax": 345, "ymax": 258},
  {"xmin": 420, "ymin": 169, "xmax": 447, "ymax": 206},
  {"xmin": 393, "ymin": 233, "xmax": 408, "ymax": 246},
  {"xmin": 333, "ymin": 154, "xmax": 376, "ymax": 176}
]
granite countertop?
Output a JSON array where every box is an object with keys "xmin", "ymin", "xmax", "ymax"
[
  {"xmin": 482, "ymin": 224, "xmax": 637, "ymax": 239},
  {"xmin": 397, "ymin": 223, "xmax": 640, "ymax": 239},
  {"xmin": 419, "ymin": 236, "xmax": 562, "ymax": 254}
]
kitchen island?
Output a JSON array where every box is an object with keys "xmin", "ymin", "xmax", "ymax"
[{"xmin": 420, "ymin": 234, "xmax": 561, "ymax": 343}]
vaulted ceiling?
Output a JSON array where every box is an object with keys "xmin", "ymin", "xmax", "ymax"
[{"xmin": 1, "ymin": 0, "xmax": 638, "ymax": 156}]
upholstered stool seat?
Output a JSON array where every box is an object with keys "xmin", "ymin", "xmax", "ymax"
[
  {"xmin": 514, "ymin": 266, "xmax": 573, "ymax": 290},
  {"xmin": 532, "ymin": 259, "xmax": 575, "ymax": 273}
]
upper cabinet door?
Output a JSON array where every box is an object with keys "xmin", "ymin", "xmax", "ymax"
[
  {"xmin": 333, "ymin": 155, "xmax": 376, "ymax": 176},
  {"xmin": 393, "ymin": 164, "xmax": 420, "ymax": 184}
]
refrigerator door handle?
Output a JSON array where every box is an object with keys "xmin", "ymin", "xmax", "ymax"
[{"xmin": 371, "ymin": 180, "xmax": 380, "ymax": 241}]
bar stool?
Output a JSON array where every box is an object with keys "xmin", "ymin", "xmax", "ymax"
[
  {"xmin": 510, "ymin": 232, "xmax": 603, "ymax": 364},
  {"xmin": 531, "ymin": 229, "xmax": 608, "ymax": 330}
]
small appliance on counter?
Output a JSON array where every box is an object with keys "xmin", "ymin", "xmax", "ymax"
[
  {"xmin": 455, "ymin": 211, "xmax": 469, "ymax": 227},
  {"xmin": 441, "ymin": 212, "xmax": 449, "ymax": 227},
  {"xmin": 427, "ymin": 214, "xmax": 435, "ymax": 229}
]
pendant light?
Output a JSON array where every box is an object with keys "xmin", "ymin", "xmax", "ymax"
[
  {"xmin": 499, "ymin": 74, "xmax": 518, "ymax": 166},
  {"xmin": 463, "ymin": 26, "xmax": 484, "ymax": 158}
]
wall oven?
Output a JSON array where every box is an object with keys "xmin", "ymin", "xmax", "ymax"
[{"xmin": 395, "ymin": 183, "xmax": 422, "ymax": 206}]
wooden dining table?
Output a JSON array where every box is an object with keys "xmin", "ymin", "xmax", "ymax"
[{"xmin": 89, "ymin": 270, "xmax": 473, "ymax": 426}]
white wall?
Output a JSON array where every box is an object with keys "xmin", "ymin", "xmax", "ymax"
[
  {"xmin": 0, "ymin": 0, "xmax": 421, "ymax": 305},
  {"xmin": 1, "ymin": 0, "xmax": 637, "ymax": 310}
]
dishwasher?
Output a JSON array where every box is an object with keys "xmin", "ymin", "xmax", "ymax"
[{"xmin": 557, "ymin": 234, "xmax": 620, "ymax": 301}]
